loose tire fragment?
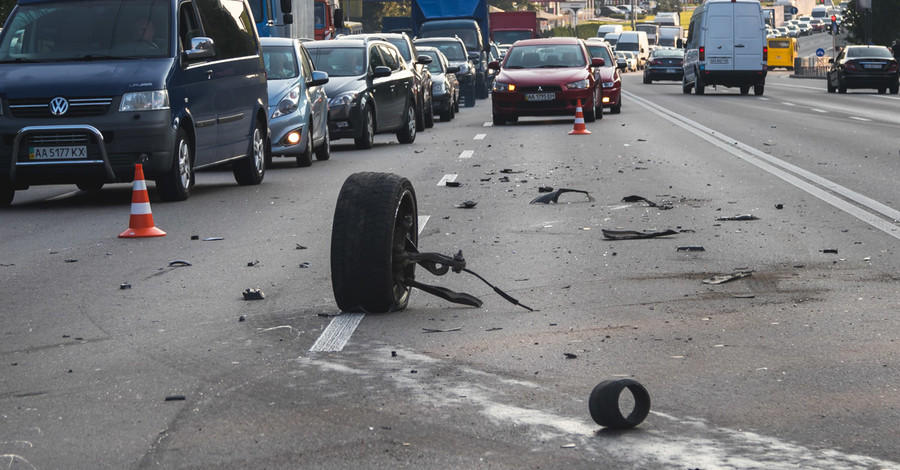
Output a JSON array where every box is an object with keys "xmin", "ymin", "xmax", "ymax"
[
  {"xmin": 588, "ymin": 379, "xmax": 651, "ymax": 429},
  {"xmin": 331, "ymin": 172, "xmax": 418, "ymax": 313}
]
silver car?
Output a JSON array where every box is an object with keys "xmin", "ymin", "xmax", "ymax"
[{"xmin": 261, "ymin": 37, "xmax": 330, "ymax": 167}]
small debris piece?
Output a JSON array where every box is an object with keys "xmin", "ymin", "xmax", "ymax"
[
  {"xmin": 299, "ymin": 262, "xmax": 310, "ymax": 268},
  {"xmin": 676, "ymin": 246, "xmax": 705, "ymax": 252},
  {"xmin": 168, "ymin": 260, "xmax": 192, "ymax": 267},
  {"xmin": 561, "ymin": 444, "xmax": 577, "ymax": 449},
  {"xmin": 203, "ymin": 237, "xmax": 224, "ymax": 241},
  {"xmin": 119, "ymin": 283, "xmax": 132, "ymax": 289},
  {"xmin": 391, "ymin": 351, "xmax": 398, "ymax": 357},
  {"xmin": 702, "ymin": 271, "xmax": 753, "ymax": 285},
  {"xmin": 622, "ymin": 195, "xmax": 659, "ymax": 207},
  {"xmin": 538, "ymin": 186, "xmax": 554, "ymax": 193},
  {"xmin": 191, "ymin": 235, "xmax": 200, "ymax": 240},
  {"xmin": 716, "ymin": 214, "xmax": 759, "ymax": 221},
  {"xmin": 247, "ymin": 260, "xmax": 259, "ymax": 267},
  {"xmin": 775, "ymin": 204, "xmax": 784, "ymax": 209},
  {"xmin": 480, "ymin": 177, "xmax": 491, "ymax": 182},
  {"xmin": 64, "ymin": 258, "xmax": 78, "ymax": 263},
  {"xmin": 455, "ymin": 200, "xmax": 477, "ymax": 209},
  {"xmin": 242, "ymin": 288, "xmax": 265, "ymax": 300},
  {"xmin": 530, "ymin": 188, "xmax": 594, "ymax": 204},
  {"xmin": 820, "ymin": 249, "xmax": 838, "ymax": 254},
  {"xmin": 564, "ymin": 352, "xmax": 578, "ymax": 359},
  {"xmin": 486, "ymin": 327, "xmax": 503, "ymax": 331},
  {"xmin": 602, "ymin": 229, "xmax": 678, "ymax": 240},
  {"xmin": 423, "ymin": 327, "xmax": 463, "ymax": 333},
  {"xmin": 445, "ymin": 181, "xmax": 461, "ymax": 187},
  {"xmin": 164, "ymin": 395, "xmax": 186, "ymax": 401},
  {"xmin": 732, "ymin": 294, "xmax": 756, "ymax": 298},
  {"xmin": 499, "ymin": 169, "xmax": 524, "ymax": 174},
  {"xmin": 238, "ymin": 315, "xmax": 246, "ymax": 322},
  {"xmin": 296, "ymin": 244, "xmax": 308, "ymax": 250},
  {"xmin": 498, "ymin": 176, "xmax": 510, "ymax": 182}
]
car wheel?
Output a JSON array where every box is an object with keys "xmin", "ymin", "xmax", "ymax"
[
  {"xmin": 156, "ymin": 127, "xmax": 194, "ymax": 201},
  {"xmin": 682, "ymin": 76, "xmax": 692, "ymax": 94},
  {"xmin": 414, "ymin": 93, "xmax": 425, "ymax": 132},
  {"xmin": 330, "ymin": 172, "xmax": 418, "ymax": 313},
  {"xmin": 740, "ymin": 85, "xmax": 750, "ymax": 95},
  {"xmin": 315, "ymin": 123, "xmax": 331, "ymax": 161},
  {"xmin": 877, "ymin": 87, "xmax": 886, "ymax": 94},
  {"xmin": 890, "ymin": 84, "xmax": 899, "ymax": 94},
  {"xmin": 827, "ymin": 79, "xmax": 836, "ymax": 93},
  {"xmin": 754, "ymin": 84, "xmax": 764, "ymax": 96},
  {"xmin": 440, "ymin": 107, "xmax": 453, "ymax": 122},
  {"xmin": 454, "ymin": 93, "xmax": 461, "ymax": 112},
  {"xmin": 396, "ymin": 100, "xmax": 417, "ymax": 144},
  {"xmin": 583, "ymin": 101, "xmax": 596, "ymax": 123},
  {"xmin": 0, "ymin": 181, "xmax": 15, "ymax": 207},
  {"xmin": 296, "ymin": 121, "xmax": 314, "ymax": 167},
  {"xmin": 838, "ymin": 78, "xmax": 847, "ymax": 94},
  {"xmin": 354, "ymin": 105, "xmax": 375, "ymax": 150},
  {"xmin": 492, "ymin": 113, "xmax": 506, "ymax": 125},
  {"xmin": 424, "ymin": 95, "xmax": 435, "ymax": 128},
  {"xmin": 475, "ymin": 76, "xmax": 489, "ymax": 99},
  {"xmin": 611, "ymin": 95, "xmax": 622, "ymax": 114},
  {"xmin": 76, "ymin": 181, "xmax": 104, "ymax": 192},
  {"xmin": 643, "ymin": 75, "xmax": 651, "ymax": 84},
  {"xmin": 233, "ymin": 118, "xmax": 266, "ymax": 185},
  {"xmin": 465, "ymin": 83, "xmax": 476, "ymax": 107}
]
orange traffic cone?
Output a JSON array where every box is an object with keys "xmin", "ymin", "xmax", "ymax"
[
  {"xmin": 568, "ymin": 99, "xmax": 591, "ymax": 135},
  {"xmin": 119, "ymin": 164, "xmax": 166, "ymax": 238}
]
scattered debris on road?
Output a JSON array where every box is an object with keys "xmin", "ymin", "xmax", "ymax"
[
  {"xmin": 168, "ymin": 260, "xmax": 192, "ymax": 267},
  {"xmin": 242, "ymin": 288, "xmax": 265, "ymax": 300},
  {"xmin": 716, "ymin": 214, "xmax": 759, "ymax": 221},
  {"xmin": 564, "ymin": 352, "xmax": 578, "ymax": 359},
  {"xmin": 589, "ymin": 378, "xmax": 651, "ymax": 429},
  {"xmin": 602, "ymin": 229, "xmax": 678, "ymax": 240},
  {"xmin": 119, "ymin": 283, "xmax": 132, "ymax": 289},
  {"xmin": 423, "ymin": 326, "xmax": 462, "ymax": 333},
  {"xmin": 677, "ymin": 246, "xmax": 705, "ymax": 252},
  {"xmin": 164, "ymin": 395, "xmax": 186, "ymax": 401},
  {"xmin": 455, "ymin": 200, "xmax": 477, "ymax": 209},
  {"xmin": 621, "ymin": 195, "xmax": 672, "ymax": 210},
  {"xmin": 820, "ymin": 249, "xmax": 838, "ymax": 254},
  {"xmin": 202, "ymin": 237, "xmax": 224, "ymax": 241},
  {"xmin": 702, "ymin": 271, "xmax": 753, "ymax": 285},
  {"xmin": 445, "ymin": 181, "xmax": 461, "ymax": 187},
  {"xmin": 247, "ymin": 260, "xmax": 259, "ymax": 267},
  {"xmin": 530, "ymin": 188, "xmax": 594, "ymax": 204}
]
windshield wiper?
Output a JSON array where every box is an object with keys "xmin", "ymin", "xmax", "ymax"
[{"xmin": 71, "ymin": 54, "xmax": 137, "ymax": 61}]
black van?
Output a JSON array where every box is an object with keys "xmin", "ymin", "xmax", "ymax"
[{"xmin": 0, "ymin": 0, "xmax": 270, "ymax": 205}]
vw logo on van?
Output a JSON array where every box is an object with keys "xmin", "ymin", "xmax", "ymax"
[{"xmin": 49, "ymin": 97, "xmax": 69, "ymax": 116}]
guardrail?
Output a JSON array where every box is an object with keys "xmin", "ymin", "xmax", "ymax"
[{"xmin": 792, "ymin": 56, "xmax": 828, "ymax": 78}]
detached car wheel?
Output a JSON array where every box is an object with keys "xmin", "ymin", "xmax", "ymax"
[{"xmin": 331, "ymin": 172, "xmax": 418, "ymax": 313}]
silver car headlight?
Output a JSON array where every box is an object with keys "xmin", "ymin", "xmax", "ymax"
[
  {"xmin": 120, "ymin": 90, "xmax": 169, "ymax": 111},
  {"xmin": 329, "ymin": 92, "xmax": 359, "ymax": 109},
  {"xmin": 457, "ymin": 64, "xmax": 469, "ymax": 74},
  {"xmin": 566, "ymin": 79, "xmax": 590, "ymax": 90},
  {"xmin": 272, "ymin": 86, "xmax": 301, "ymax": 119}
]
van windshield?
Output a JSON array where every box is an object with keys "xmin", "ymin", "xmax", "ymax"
[{"xmin": 0, "ymin": 0, "xmax": 171, "ymax": 62}]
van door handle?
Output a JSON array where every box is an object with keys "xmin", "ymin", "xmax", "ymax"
[
  {"xmin": 734, "ymin": 44, "xmax": 745, "ymax": 48},
  {"xmin": 206, "ymin": 70, "xmax": 213, "ymax": 79}
]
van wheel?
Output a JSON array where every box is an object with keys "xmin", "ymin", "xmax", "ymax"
[
  {"xmin": 234, "ymin": 119, "xmax": 266, "ymax": 185},
  {"xmin": 877, "ymin": 87, "xmax": 886, "ymax": 94},
  {"xmin": 156, "ymin": 127, "xmax": 194, "ymax": 201},
  {"xmin": 695, "ymin": 73, "xmax": 705, "ymax": 95},
  {"xmin": 315, "ymin": 124, "xmax": 331, "ymax": 161},
  {"xmin": 355, "ymin": 105, "xmax": 375, "ymax": 150},
  {"xmin": 296, "ymin": 121, "xmax": 313, "ymax": 167},
  {"xmin": 740, "ymin": 85, "xmax": 750, "ymax": 95},
  {"xmin": 682, "ymin": 79, "xmax": 692, "ymax": 94},
  {"xmin": 827, "ymin": 80, "xmax": 836, "ymax": 93},
  {"xmin": 396, "ymin": 100, "xmax": 417, "ymax": 144},
  {"xmin": 0, "ymin": 181, "xmax": 14, "ymax": 207},
  {"xmin": 330, "ymin": 172, "xmax": 418, "ymax": 313},
  {"xmin": 754, "ymin": 84, "xmax": 764, "ymax": 96},
  {"xmin": 890, "ymin": 84, "xmax": 899, "ymax": 94}
]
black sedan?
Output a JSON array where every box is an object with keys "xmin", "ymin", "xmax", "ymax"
[
  {"xmin": 643, "ymin": 48, "xmax": 685, "ymax": 84},
  {"xmin": 827, "ymin": 45, "xmax": 899, "ymax": 94}
]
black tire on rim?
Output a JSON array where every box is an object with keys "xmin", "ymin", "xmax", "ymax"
[
  {"xmin": 754, "ymin": 84, "xmax": 764, "ymax": 96},
  {"xmin": 233, "ymin": 119, "xmax": 266, "ymax": 185},
  {"xmin": 415, "ymin": 93, "xmax": 425, "ymax": 132},
  {"xmin": 890, "ymin": 84, "xmax": 899, "ymax": 94},
  {"xmin": 465, "ymin": 83, "xmax": 476, "ymax": 107},
  {"xmin": 330, "ymin": 172, "xmax": 418, "ymax": 313},
  {"xmin": 396, "ymin": 101, "xmax": 417, "ymax": 144},
  {"xmin": 315, "ymin": 123, "xmax": 331, "ymax": 161},
  {"xmin": 740, "ymin": 85, "xmax": 750, "ymax": 95},
  {"xmin": 156, "ymin": 127, "xmax": 193, "ymax": 201},
  {"xmin": 611, "ymin": 95, "xmax": 622, "ymax": 114},
  {"xmin": 355, "ymin": 105, "xmax": 375, "ymax": 150},
  {"xmin": 695, "ymin": 72, "xmax": 705, "ymax": 95},
  {"xmin": 588, "ymin": 379, "xmax": 651, "ymax": 429},
  {"xmin": 440, "ymin": 107, "xmax": 453, "ymax": 121},
  {"xmin": 424, "ymin": 95, "xmax": 435, "ymax": 128},
  {"xmin": 296, "ymin": 122, "xmax": 313, "ymax": 167},
  {"xmin": 583, "ymin": 101, "xmax": 596, "ymax": 122},
  {"xmin": 0, "ymin": 180, "xmax": 14, "ymax": 207}
]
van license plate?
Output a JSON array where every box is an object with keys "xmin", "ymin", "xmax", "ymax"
[
  {"xmin": 29, "ymin": 146, "xmax": 88, "ymax": 160},
  {"xmin": 525, "ymin": 92, "xmax": 555, "ymax": 101},
  {"xmin": 709, "ymin": 58, "xmax": 730, "ymax": 64}
]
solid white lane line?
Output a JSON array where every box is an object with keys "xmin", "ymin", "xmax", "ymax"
[
  {"xmin": 437, "ymin": 174, "xmax": 458, "ymax": 186},
  {"xmin": 459, "ymin": 150, "xmax": 475, "ymax": 159},
  {"xmin": 849, "ymin": 116, "xmax": 871, "ymax": 121},
  {"xmin": 811, "ymin": 108, "xmax": 828, "ymax": 113},
  {"xmin": 309, "ymin": 216, "xmax": 431, "ymax": 352},
  {"xmin": 474, "ymin": 133, "xmax": 486, "ymax": 140},
  {"xmin": 625, "ymin": 90, "xmax": 900, "ymax": 240},
  {"xmin": 781, "ymin": 102, "xmax": 796, "ymax": 106}
]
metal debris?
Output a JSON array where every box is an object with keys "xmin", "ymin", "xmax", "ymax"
[
  {"xmin": 203, "ymin": 237, "xmax": 225, "ymax": 241},
  {"xmin": 716, "ymin": 214, "xmax": 759, "ymax": 221},
  {"xmin": 423, "ymin": 326, "xmax": 463, "ymax": 333},
  {"xmin": 168, "ymin": 260, "xmax": 192, "ymax": 267},
  {"xmin": 455, "ymin": 200, "xmax": 477, "ymax": 209},
  {"xmin": 676, "ymin": 246, "xmax": 705, "ymax": 252},
  {"xmin": 702, "ymin": 271, "xmax": 753, "ymax": 285},
  {"xmin": 242, "ymin": 288, "xmax": 265, "ymax": 300},
  {"xmin": 602, "ymin": 229, "xmax": 678, "ymax": 240},
  {"xmin": 530, "ymin": 188, "xmax": 594, "ymax": 204}
]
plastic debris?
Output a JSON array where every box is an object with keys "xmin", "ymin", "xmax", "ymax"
[
  {"xmin": 247, "ymin": 260, "xmax": 259, "ymax": 267},
  {"xmin": 242, "ymin": 288, "xmax": 265, "ymax": 300},
  {"xmin": 621, "ymin": 195, "xmax": 671, "ymax": 209},
  {"xmin": 119, "ymin": 283, "xmax": 132, "ymax": 289},
  {"xmin": 423, "ymin": 326, "xmax": 462, "ymax": 333},
  {"xmin": 820, "ymin": 249, "xmax": 838, "ymax": 254},
  {"xmin": 702, "ymin": 271, "xmax": 753, "ymax": 285},
  {"xmin": 499, "ymin": 176, "xmax": 510, "ymax": 182},
  {"xmin": 455, "ymin": 200, "xmax": 477, "ymax": 209},
  {"xmin": 164, "ymin": 395, "xmax": 186, "ymax": 401},
  {"xmin": 203, "ymin": 237, "xmax": 224, "ymax": 241},
  {"xmin": 716, "ymin": 214, "xmax": 759, "ymax": 221},
  {"xmin": 64, "ymin": 258, "xmax": 78, "ymax": 263},
  {"xmin": 299, "ymin": 262, "xmax": 310, "ymax": 268},
  {"xmin": 538, "ymin": 186, "xmax": 554, "ymax": 192},
  {"xmin": 602, "ymin": 229, "xmax": 678, "ymax": 240},
  {"xmin": 445, "ymin": 181, "xmax": 461, "ymax": 187},
  {"xmin": 676, "ymin": 246, "xmax": 706, "ymax": 252},
  {"xmin": 530, "ymin": 188, "xmax": 594, "ymax": 204},
  {"xmin": 296, "ymin": 244, "xmax": 307, "ymax": 250},
  {"xmin": 191, "ymin": 235, "xmax": 200, "ymax": 240},
  {"xmin": 168, "ymin": 260, "xmax": 192, "ymax": 267},
  {"xmin": 775, "ymin": 204, "xmax": 784, "ymax": 209},
  {"xmin": 499, "ymin": 168, "xmax": 524, "ymax": 174},
  {"xmin": 564, "ymin": 352, "xmax": 578, "ymax": 359}
]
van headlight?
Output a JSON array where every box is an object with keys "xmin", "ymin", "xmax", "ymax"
[
  {"xmin": 566, "ymin": 79, "xmax": 590, "ymax": 90},
  {"xmin": 120, "ymin": 90, "xmax": 169, "ymax": 111},
  {"xmin": 273, "ymin": 86, "xmax": 300, "ymax": 119}
]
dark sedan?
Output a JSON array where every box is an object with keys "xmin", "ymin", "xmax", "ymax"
[
  {"xmin": 489, "ymin": 38, "xmax": 605, "ymax": 125},
  {"xmin": 643, "ymin": 48, "xmax": 685, "ymax": 83},
  {"xmin": 827, "ymin": 45, "xmax": 899, "ymax": 94}
]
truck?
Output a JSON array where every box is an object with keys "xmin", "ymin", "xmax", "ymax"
[
  {"xmin": 412, "ymin": 0, "xmax": 491, "ymax": 99},
  {"xmin": 250, "ymin": 0, "xmax": 343, "ymax": 40},
  {"xmin": 382, "ymin": 16, "xmax": 415, "ymax": 34},
  {"xmin": 489, "ymin": 11, "xmax": 539, "ymax": 45},
  {"xmin": 657, "ymin": 25, "xmax": 684, "ymax": 48}
]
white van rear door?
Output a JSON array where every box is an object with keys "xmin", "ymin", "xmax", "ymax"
[
  {"xmin": 733, "ymin": 3, "xmax": 765, "ymax": 71},
  {"xmin": 705, "ymin": 3, "xmax": 735, "ymax": 71}
]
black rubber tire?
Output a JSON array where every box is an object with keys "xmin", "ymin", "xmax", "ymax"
[
  {"xmin": 643, "ymin": 76, "xmax": 651, "ymax": 84},
  {"xmin": 588, "ymin": 379, "xmax": 651, "ymax": 429},
  {"xmin": 0, "ymin": 181, "xmax": 14, "ymax": 207},
  {"xmin": 682, "ymin": 77, "xmax": 692, "ymax": 94},
  {"xmin": 233, "ymin": 119, "xmax": 266, "ymax": 185},
  {"xmin": 331, "ymin": 172, "xmax": 418, "ymax": 313},
  {"xmin": 414, "ymin": 94, "xmax": 425, "ymax": 132},
  {"xmin": 877, "ymin": 87, "xmax": 886, "ymax": 94},
  {"xmin": 838, "ymin": 78, "xmax": 847, "ymax": 94},
  {"xmin": 424, "ymin": 95, "xmax": 435, "ymax": 128},
  {"xmin": 396, "ymin": 100, "xmax": 417, "ymax": 144},
  {"xmin": 610, "ymin": 95, "xmax": 622, "ymax": 114},
  {"xmin": 315, "ymin": 123, "xmax": 331, "ymax": 161},
  {"xmin": 827, "ymin": 80, "xmax": 835, "ymax": 93},
  {"xmin": 740, "ymin": 85, "xmax": 750, "ymax": 95},
  {"xmin": 583, "ymin": 101, "xmax": 596, "ymax": 123},
  {"xmin": 355, "ymin": 105, "xmax": 375, "ymax": 150},
  {"xmin": 891, "ymin": 84, "xmax": 899, "ymax": 94},
  {"xmin": 76, "ymin": 181, "xmax": 104, "ymax": 192},
  {"xmin": 465, "ymin": 84, "xmax": 476, "ymax": 107},
  {"xmin": 754, "ymin": 84, "xmax": 765, "ymax": 96},
  {"xmin": 695, "ymin": 72, "xmax": 705, "ymax": 95},
  {"xmin": 156, "ymin": 127, "xmax": 193, "ymax": 201},
  {"xmin": 296, "ymin": 122, "xmax": 313, "ymax": 167},
  {"xmin": 475, "ymin": 76, "xmax": 489, "ymax": 99}
]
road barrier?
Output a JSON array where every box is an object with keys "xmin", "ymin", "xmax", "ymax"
[{"xmin": 792, "ymin": 56, "xmax": 828, "ymax": 78}]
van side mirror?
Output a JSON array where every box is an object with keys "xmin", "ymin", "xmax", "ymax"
[
  {"xmin": 185, "ymin": 36, "xmax": 215, "ymax": 61},
  {"xmin": 280, "ymin": 0, "xmax": 291, "ymax": 13}
]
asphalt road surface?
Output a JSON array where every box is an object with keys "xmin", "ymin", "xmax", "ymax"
[{"xmin": 2, "ymin": 69, "xmax": 900, "ymax": 469}]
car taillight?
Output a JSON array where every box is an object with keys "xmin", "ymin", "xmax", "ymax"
[
  {"xmin": 763, "ymin": 46, "xmax": 768, "ymax": 62},
  {"xmin": 844, "ymin": 61, "xmax": 858, "ymax": 71},
  {"xmin": 889, "ymin": 62, "xmax": 899, "ymax": 72},
  {"xmin": 650, "ymin": 59, "xmax": 661, "ymax": 66},
  {"xmin": 699, "ymin": 46, "xmax": 705, "ymax": 62}
]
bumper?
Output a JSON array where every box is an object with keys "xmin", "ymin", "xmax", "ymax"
[
  {"xmin": 491, "ymin": 88, "xmax": 597, "ymax": 117},
  {"xmin": 696, "ymin": 69, "xmax": 767, "ymax": 88},
  {"xmin": 0, "ymin": 111, "xmax": 175, "ymax": 187},
  {"xmin": 841, "ymin": 73, "xmax": 899, "ymax": 89},
  {"xmin": 645, "ymin": 68, "xmax": 684, "ymax": 81},
  {"xmin": 327, "ymin": 103, "xmax": 364, "ymax": 141},
  {"xmin": 601, "ymin": 86, "xmax": 621, "ymax": 107},
  {"xmin": 270, "ymin": 115, "xmax": 308, "ymax": 156}
]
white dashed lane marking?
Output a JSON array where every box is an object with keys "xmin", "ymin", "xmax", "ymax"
[
  {"xmin": 459, "ymin": 150, "xmax": 474, "ymax": 159},
  {"xmin": 474, "ymin": 133, "xmax": 486, "ymax": 140},
  {"xmin": 437, "ymin": 174, "xmax": 458, "ymax": 186}
]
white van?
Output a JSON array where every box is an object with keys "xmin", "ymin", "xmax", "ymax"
[
  {"xmin": 597, "ymin": 24, "xmax": 624, "ymax": 39},
  {"xmin": 604, "ymin": 32, "xmax": 621, "ymax": 48},
  {"xmin": 615, "ymin": 31, "xmax": 650, "ymax": 68},
  {"xmin": 682, "ymin": 0, "xmax": 767, "ymax": 95}
]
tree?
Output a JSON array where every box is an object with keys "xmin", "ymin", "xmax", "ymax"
[{"xmin": 843, "ymin": 0, "xmax": 900, "ymax": 45}]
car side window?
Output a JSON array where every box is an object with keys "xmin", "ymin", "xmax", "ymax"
[
  {"xmin": 179, "ymin": 1, "xmax": 201, "ymax": 53},
  {"xmin": 298, "ymin": 45, "xmax": 314, "ymax": 78},
  {"xmin": 381, "ymin": 45, "xmax": 401, "ymax": 71},
  {"xmin": 369, "ymin": 45, "xmax": 386, "ymax": 70},
  {"xmin": 195, "ymin": 0, "xmax": 258, "ymax": 59}
]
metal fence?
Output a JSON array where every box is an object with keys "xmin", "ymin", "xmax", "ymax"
[{"xmin": 792, "ymin": 56, "xmax": 829, "ymax": 78}]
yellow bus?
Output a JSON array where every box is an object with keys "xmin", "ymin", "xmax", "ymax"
[{"xmin": 767, "ymin": 37, "xmax": 799, "ymax": 70}]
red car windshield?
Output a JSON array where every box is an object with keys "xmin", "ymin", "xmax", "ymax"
[{"xmin": 504, "ymin": 44, "xmax": 586, "ymax": 69}]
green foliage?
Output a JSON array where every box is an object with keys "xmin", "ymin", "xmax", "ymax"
[
  {"xmin": 843, "ymin": 0, "xmax": 900, "ymax": 45},
  {"xmin": 362, "ymin": 0, "xmax": 411, "ymax": 33}
]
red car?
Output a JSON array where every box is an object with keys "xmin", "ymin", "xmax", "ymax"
[
  {"xmin": 584, "ymin": 38, "xmax": 622, "ymax": 114},
  {"xmin": 489, "ymin": 38, "xmax": 605, "ymax": 125}
]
